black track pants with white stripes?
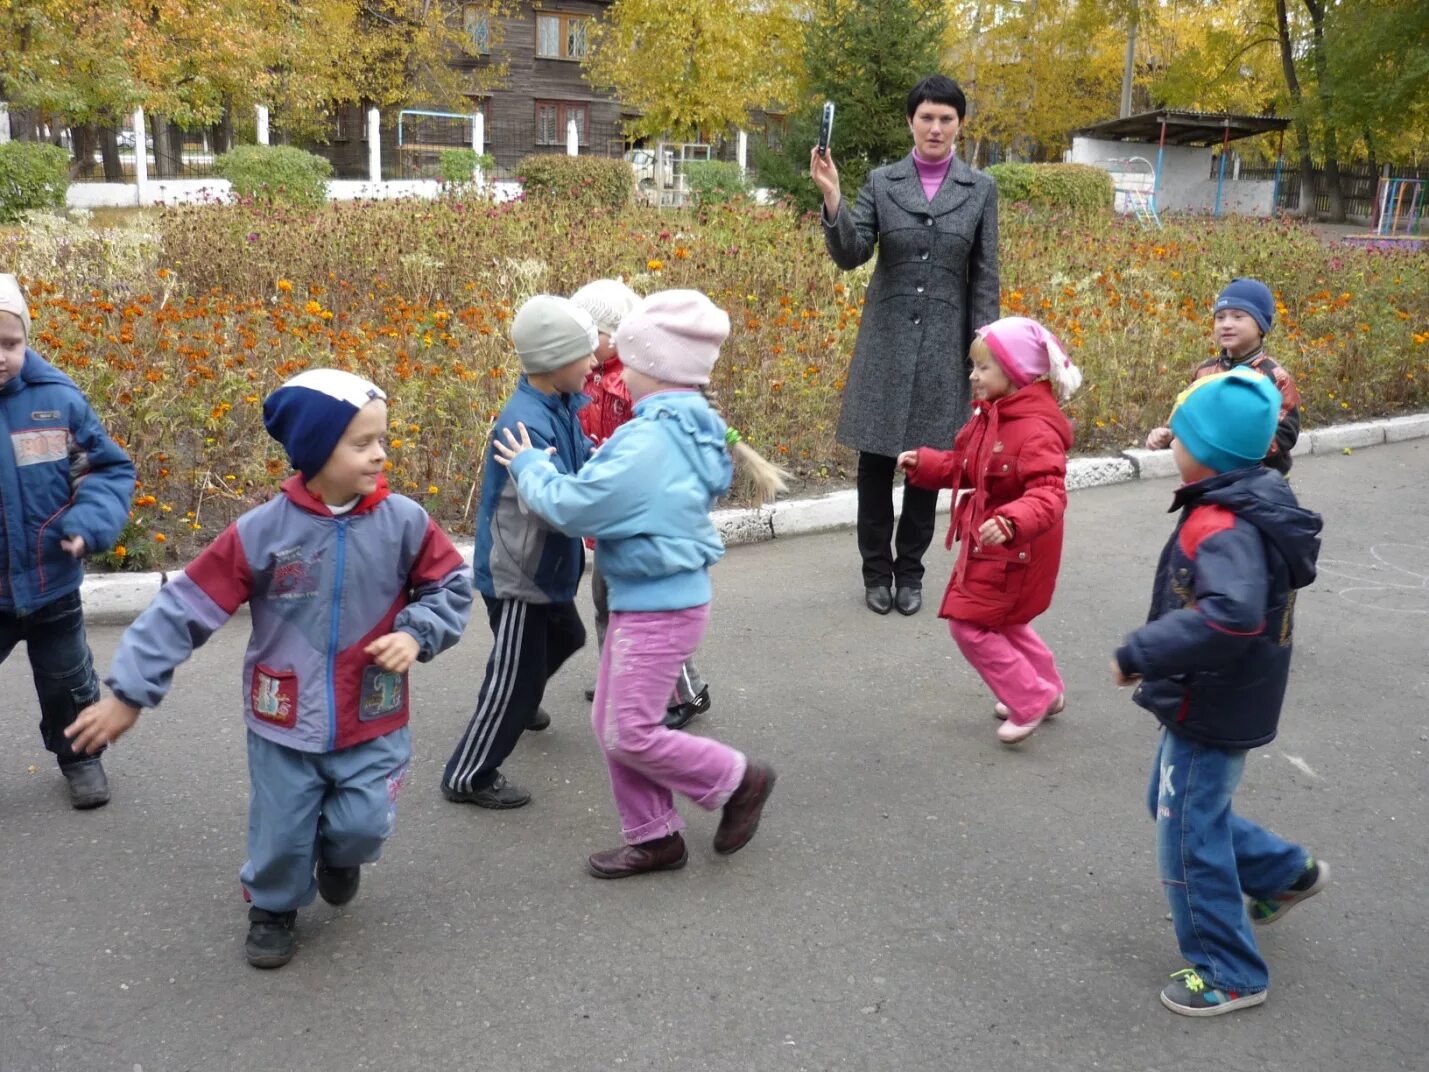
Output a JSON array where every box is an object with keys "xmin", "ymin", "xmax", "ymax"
[{"xmin": 442, "ymin": 596, "xmax": 586, "ymax": 794}]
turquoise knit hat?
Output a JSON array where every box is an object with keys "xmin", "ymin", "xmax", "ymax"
[{"xmin": 1169, "ymin": 368, "xmax": 1280, "ymax": 473}]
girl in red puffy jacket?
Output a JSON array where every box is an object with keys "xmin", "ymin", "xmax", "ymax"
[{"xmin": 899, "ymin": 317, "xmax": 1082, "ymax": 745}]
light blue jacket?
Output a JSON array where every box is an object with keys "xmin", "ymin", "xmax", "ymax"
[{"xmin": 508, "ymin": 390, "xmax": 732, "ymax": 612}]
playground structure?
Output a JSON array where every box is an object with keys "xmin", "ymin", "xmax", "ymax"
[
  {"xmin": 1372, "ymin": 176, "xmax": 1425, "ymax": 236},
  {"xmin": 1071, "ymin": 109, "xmax": 1291, "ymax": 220}
]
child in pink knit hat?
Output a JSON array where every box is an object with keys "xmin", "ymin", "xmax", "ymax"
[
  {"xmin": 491, "ymin": 289, "xmax": 777, "ymax": 879},
  {"xmin": 899, "ymin": 316, "xmax": 1082, "ymax": 745}
]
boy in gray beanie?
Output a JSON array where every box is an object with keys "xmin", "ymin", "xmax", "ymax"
[{"xmin": 441, "ymin": 294, "xmax": 597, "ymax": 809}]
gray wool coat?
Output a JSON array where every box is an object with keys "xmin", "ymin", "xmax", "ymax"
[{"xmin": 823, "ymin": 153, "xmax": 1000, "ymax": 458}]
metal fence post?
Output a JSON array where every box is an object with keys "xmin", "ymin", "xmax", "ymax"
[
  {"xmin": 473, "ymin": 112, "xmax": 485, "ymax": 186},
  {"xmin": 368, "ymin": 108, "xmax": 381, "ymax": 183},
  {"xmin": 133, "ymin": 108, "xmax": 149, "ymax": 205},
  {"xmin": 566, "ymin": 118, "xmax": 579, "ymax": 157},
  {"xmin": 737, "ymin": 130, "xmax": 748, "ymax": 179},
  {"xmin": 256, "ymin": 106, "xmax": 269, "ymax": 146},
  {"xmin": 0, "ymin": 103, "xmax": 10, "ymax": 145}
]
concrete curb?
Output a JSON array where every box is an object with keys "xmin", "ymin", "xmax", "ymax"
[{"xmin": 79, "ymin": 412, "xmax": 1429, "ymax": 624}]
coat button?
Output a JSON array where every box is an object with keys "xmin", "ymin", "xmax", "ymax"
[
  {"xmin": 925, "ymin": 217, "xmax": 934, "ymax": 226},
  {"xmin": 1018, "ymin": 552, "xmax": 1027, "ymax": 560},
  {"xmin": 912, "ymin": 315, "xmax": 921, "ymax": 325},
  {"xmin": 920, "ymin": 251, "xmax": 929, "ymax": 260},
  {"xmin": 916, "ymin": 285, "xmax": 925, "ymax": 293}
]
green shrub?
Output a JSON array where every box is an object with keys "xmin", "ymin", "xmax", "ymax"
[
  {"xmin": 215, "ymin": 145, "xmax": 332, "ymax": 208},
  {"xmin": 683, "ymin": 160, "xmax": 749, "ymax": 204},
  {"xmin": 987, "ymin": 162, "xmax": 1113, "ymax": 213},
  {"xmin": 0, "ymin": 141, "xmax": 71, "ymax": 223},
  {"xmin": 516, "ymin": 154, "xmax": 633, "ymax": 209},
  {"xmin": 438, "ymin": 148, "xmax": 495, "ymax": 186}
]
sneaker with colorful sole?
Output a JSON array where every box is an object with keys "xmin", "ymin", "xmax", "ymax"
[
  {"xmin": 1160, "ymin": 968, "xmax": 1267, "ymax": 1017},
  {"xmin": 1249, "ymin": 857, "xmax": 1329, "ymax": 926}
]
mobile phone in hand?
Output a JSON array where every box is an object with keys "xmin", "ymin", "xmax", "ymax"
[{"xmin": 817, "ymin": 101, "xmax": 835, "ymax": 156}]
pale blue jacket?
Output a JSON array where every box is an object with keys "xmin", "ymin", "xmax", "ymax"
[{"xmin": 508, "ymin": 390, "xmax": 732, "ymax": 612}]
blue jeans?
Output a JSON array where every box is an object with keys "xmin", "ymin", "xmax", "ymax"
[
  {"xmin": 1149, "ymin": 729, "xmax": 1309, "ymax": 993},
  {"xmin": 241, "ymin": 727, "xmax": 411, "ymax": 912},
  {"xmin": 0, "ymin": 590, "xmax": 103, "ymax": 768}
]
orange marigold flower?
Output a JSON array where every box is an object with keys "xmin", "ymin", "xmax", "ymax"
[
  {"xmin": 647, "ymin": 259, "xmax": 664, "ymax": 271},
  {"xmin": 154, "ymin": 533, "xmax": 167, "ymax": 543},
  {"xmin": 276, "ymin": 279, "xmax": 293, "ymax": 293}
]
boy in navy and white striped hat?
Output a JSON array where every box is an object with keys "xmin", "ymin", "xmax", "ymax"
[{"xmin": 67, "ymin": 368, "xmax": 473, "ymax": 969}]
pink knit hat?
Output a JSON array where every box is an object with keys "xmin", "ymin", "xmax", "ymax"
[
  {"xmin": 975, "ymin": 316, "xmax": 1083, "ymax": 401},
  {"xmin": 616, "ymin": 289, "xmax": 730, "ymax": 387}
]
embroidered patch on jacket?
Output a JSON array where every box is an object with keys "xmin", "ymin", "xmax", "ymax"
[
  {"xmin": 269, "ymin": 545, "xmax": 324, "ymax": 601},
  {"xmin": 10, "ymin": 428, "xmax": 70, "ymax": 467},
  {"xmin": 251, "ymin": 665, "xmax": 298, "ymax": 727},
  {"xmin": 359, "ymin": 664, "xmax": 406, "ymax": 720},
  {"xmin": 30, "ymin": 409, "xmax": 60, "ymax": 421}
]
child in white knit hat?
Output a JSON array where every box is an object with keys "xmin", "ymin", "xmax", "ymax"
[
  {"xmin": 571, "ymin": 278, "xmax": 712, "ymax": 730},
  {"xmin": 492, "ymin": 289, "xmax": 776, "ymax": 879}
]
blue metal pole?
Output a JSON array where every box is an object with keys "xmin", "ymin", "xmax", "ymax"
[
  {"xmin": 1153, "ymin": 117, "xmax": 1167, "ymax": 215},
  {"xmin": 1214, "ymin": 123, "xmax": 1230, "ymax": 217}
]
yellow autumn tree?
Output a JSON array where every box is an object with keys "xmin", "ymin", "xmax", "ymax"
[{"xmin": 584, "ymin": 0, "xmax": 805, "ymax": 141}]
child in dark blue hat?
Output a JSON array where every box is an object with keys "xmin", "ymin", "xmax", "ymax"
[
  {"xmin": 1115, "ymin": 368, "xmax": 1328, "ymax": 1016},
  {"xmin": 1146, "ymin": 278, "xmax": 1302, "ymax": 474}
]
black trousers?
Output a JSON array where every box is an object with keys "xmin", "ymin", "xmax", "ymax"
[
  {"xmin": 0, "ymin": 590, "xmax": 103, "ymax": 768},
  {"xmin": 856, "ymin": 451, "xmax": 939, "ymax": 589},
  {"xmin": 442, "ymin": 596, "xmax": 585, "ymax": 793}
]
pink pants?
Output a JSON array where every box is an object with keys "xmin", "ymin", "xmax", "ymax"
[
  {"xmin": 593, "ymin": 604, "xmax": 746, "ymax": 844},
  {"xmin": 949, "ymin": 619, "xmax": 1064, "ymax": 726}
]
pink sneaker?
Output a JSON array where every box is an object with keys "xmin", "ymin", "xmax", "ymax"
[
  {"xmin": 994, "ymin": 693, "xmax": 1064, "ymax": 721},
  {"xmin": 996, "ymin": 696, "xmax": 1064, "ymax": 745}
]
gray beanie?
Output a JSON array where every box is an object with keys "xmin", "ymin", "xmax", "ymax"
[
  {"xmin": 0, "ymin": 274, "xmax": 31, "ymax": 338},
  {"xmin": 511, "ymin": 294, "xmax": 598, "ymax": 374}
]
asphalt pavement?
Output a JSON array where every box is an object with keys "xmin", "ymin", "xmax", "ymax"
[{"xmin": 2, "ymin": 440, "xmax": 1426, "ymax": 1072}]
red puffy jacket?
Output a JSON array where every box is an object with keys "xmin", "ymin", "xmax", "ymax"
[
  {"xmin": 907, "ymin": 381, "xmax": 1073, "ymax": 627},
  {"xmin": 579, "ymin": 356, "xmax": 633, "ymax": 445}
]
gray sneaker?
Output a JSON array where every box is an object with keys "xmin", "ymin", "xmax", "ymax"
[
  {"xmin": 62, "ymin": 760, "xmax": 110, "ymax": 809},
  {"xmin": 441, "ymin": 772, "xmax": 531, "ymax": 809},
  {"xmin": 1249, "ymin": 858, "xmax": 1329, "ymax": 926}
]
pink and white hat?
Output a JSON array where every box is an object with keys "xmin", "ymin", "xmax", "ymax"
[{"xmin": 975, "ymin": 316, "xmax": 1083, "ymax": 401}]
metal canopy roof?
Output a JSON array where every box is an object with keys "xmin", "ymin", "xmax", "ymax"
[{"xmin": 1076, "ymin": 109, "xmax": 1291, "ymax": 147}]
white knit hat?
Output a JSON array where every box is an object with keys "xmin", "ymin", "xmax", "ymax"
[
  {"xmin": 570, "ymin": 278, "xmax": 640, "ymax": 335},
  {"xmin": 0, "ymin": 274, "xmax": 31, "ymax": 338}
]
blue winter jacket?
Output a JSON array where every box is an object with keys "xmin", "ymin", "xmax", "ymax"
[
  {"xmin": 1115, "ymin": 467, "xmax": 1321, "ymax": 749},
  {"xmin": 1, "ymin": 350, "xmax": 135, "ymax": 614},
  {"xmin": 472, "ymin": 377, "xmax": 591, "ymax": 603},
  {"xmin": 508, "ymin": 389, "xmax": 733, "ymax": 612}
]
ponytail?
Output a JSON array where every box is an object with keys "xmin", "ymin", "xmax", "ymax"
[{"xmin": 725, "ymin": 426, "xmax": 791, "ymax": 504}]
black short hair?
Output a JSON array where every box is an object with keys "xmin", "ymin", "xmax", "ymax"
[{"xmin": 906, "ymin": 75, "xmax": 966, "ymax": 121}]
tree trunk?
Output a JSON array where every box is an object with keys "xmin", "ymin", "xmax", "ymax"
[
  {"xmin": 1303, "ymin": 0, "xmax": 1345, "ymax": 222},
  {"xmin": 69, "ymin": 124, "xmax": 99, "ymax": 179},
  {"xmin": 212, "ymin": 101, "xmax": 234, "ymax": 156},
  {"xmin": 1274, "ymin": 0, "xmax": 1318, "ymax": 219},
  {"xmin": 151, "ymin": 115, "xmax": 178, "ymax": 178},
  {"xmin": 99, "ymin": 125, "xmax": 122, "ymax": 182}
]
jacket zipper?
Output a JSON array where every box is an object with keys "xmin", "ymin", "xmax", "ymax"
[{"xmin": 327, "ymin": 518, "xmax": 348, "ymax": 749}]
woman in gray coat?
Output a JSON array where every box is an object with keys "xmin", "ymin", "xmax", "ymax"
[{"xmin": 811, "ymin": 75, "xmax": 999, "ymax": 616}]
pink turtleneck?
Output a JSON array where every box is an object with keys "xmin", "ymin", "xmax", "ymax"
[{"xmin": 912, "ymin": 149, "xmax": 953, "ymax": 201}]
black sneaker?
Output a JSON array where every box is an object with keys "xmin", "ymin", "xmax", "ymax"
[
  {"xmin": 1249, "ymin": 858, "xmax": 1329, "ymax": 926},
  {"xmin": 526, "ymin": 706, "xmax": 552, "ymax": 732},
  {"xmin": 441, "ymin": 772, "xmax": 532, "ymax": 809},
  {"xmin": 245, "ymin": 908, "xmax": 297, "ymax": 969},
  {"xmin": 664, "ymin": 686, "xmax": 712, "ymax": 730},
  {"xmin": 584, "ymin": 686, "xmax": 596, "ymax": 702},
  {"xmin": 317, "ymin": 864, "xmax": 361, "ymax": 906},
  {"xmin": 61, "ymin": 760, "xmax": 110, "ymax": 809}
]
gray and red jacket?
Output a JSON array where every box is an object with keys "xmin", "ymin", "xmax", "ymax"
[{"xmin": 106, "ymin": 475, "xmax": 472, "ymax": 753}]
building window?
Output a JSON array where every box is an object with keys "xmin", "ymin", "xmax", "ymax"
[
  {"xmin": 464, "ymin": 6, "xmax": 492, "ymax": 53},
  {"xmin": 536, "ymin": 12, "xmax": 589, "ymax": 60},
  {"xmin": 536, "ymin": 101, "xmax": 588, "ymax": 145}
]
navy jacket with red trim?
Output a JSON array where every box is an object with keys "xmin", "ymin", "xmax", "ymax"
[{"xmin": 1116, "ymin": 466, "xmax": 1321, "ymax": 749}]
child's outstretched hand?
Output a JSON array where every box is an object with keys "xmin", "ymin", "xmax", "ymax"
[
  {"xmin": 60, "ymin": 535, "xmax": 87, "ymax": 558},
  {"xmin": 1145, "ymin": 426, "xmax": 1173, "ymax": 450},
  {"xmin": 366, "ymin": 632, "xmax": 420, "ymax": 673},
  {"xmin": 896, "ymin": 450, "xmax": 919, "ymax": 472},
  {"xmin": 977, "ymin": 517, "xmax": 1012, "ymax": 546},
  {"xmin": 1110, "ymin": 659, "xmax": 1141, "ymax": 687},
  {"xmin": 65, "ymin": 696, "xmax": 140, "ymax": 755},
  {"xmin": 492, "ymin": 422, "xmax": 557, "ymax": 468}
]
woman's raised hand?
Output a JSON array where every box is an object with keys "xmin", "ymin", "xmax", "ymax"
[{"xmin": 809, "ymin": 147, "xmax": 841, "ymax": 214}]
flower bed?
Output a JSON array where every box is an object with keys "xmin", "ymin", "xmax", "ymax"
[{"xmin": 5, "ymin": 199, "xmax": 1424, "ymax": 568}]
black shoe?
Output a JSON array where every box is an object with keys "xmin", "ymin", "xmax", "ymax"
[
  {"xmin": 894, "ymin": 586, "xmax": 922, "ymax": 616},
  {"xmin": 664, "ymin": 686, "xmax": 712, "ymax": 730},
  {"xmin": 441, "ymin": 772, "xmax": 532, "ymax": 809},
  {"xmin": 865, "ymin": 585, "xmax": 893, "ymax": 615},
  {"xmin": 245, "ymin": 907, "xmax": 297, "ymax": 969},
  {"xmin": 584, "ymin": 686, "xmax": 596, "ymax": 702},
  {"xmin": 526, "ymin": 706, "xmax": 551, "ymax": 732},
  {"xmin": 316, "ymin": 863, "xmax": 361, "ymax": 906},
  {"xmin": 62, "ymin": 760, "xmax": 110, "ymax": 809}
]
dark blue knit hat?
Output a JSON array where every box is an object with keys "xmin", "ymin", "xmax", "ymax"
[
  {"xmin": 1214, "ymin": 278, "xmax": 1274, "ymax": 336},
  {"xmin": 263, "ymin": 369, "xmax": 387, "ymax": 480}
]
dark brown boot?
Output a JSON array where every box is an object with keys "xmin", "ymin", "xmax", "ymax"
[
  {"xmin": 586, "ymin": 833, "xmax": 688, "ymax": 879},
  {"xmin": 713, "ymin": 761, "xmax": 777, "ymax": 855}
]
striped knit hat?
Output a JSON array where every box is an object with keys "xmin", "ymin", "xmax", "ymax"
[{"xmin": 263, "ymin": 369, "xmax": 387, "ymax": 479}]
